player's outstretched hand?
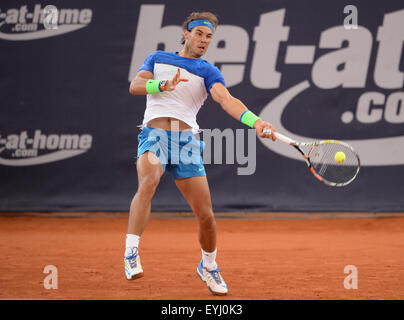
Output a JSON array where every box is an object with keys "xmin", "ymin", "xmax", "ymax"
[
  {"xmin": 254, "ymin": 119, "xmax": 276, "ymax": 141},
  {"xmin": 165, "ymin": 67, "xmax": 189, "ymax": 91}
]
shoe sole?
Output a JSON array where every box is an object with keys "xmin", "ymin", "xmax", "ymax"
[
  {"xmin": 126, "ymin": 272, "xmax": 144, "ymax": 280},
  {"xmin": 196, "ymin": 267, "xmax": 227, "ymax": 296}
]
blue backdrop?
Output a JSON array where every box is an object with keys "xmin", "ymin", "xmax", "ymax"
[{"xmin": 1, "ymin": 0, "xmax": 403, "ymax": 212}]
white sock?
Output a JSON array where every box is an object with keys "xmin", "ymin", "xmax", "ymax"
[
  {"xmin": 125, "ymin": 234, "xmax": 140, "ymax": 256},
  {"xmin": 202, "ymin": 248, "xmax": 218, "ymax": 271}
]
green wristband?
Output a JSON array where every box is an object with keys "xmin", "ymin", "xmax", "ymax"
[
  {"xmin": 240, "ymin": 110, "xmax": 261, "ymax": 128},
  {"xmin": 145, "ymin": 80, "xmax": 162, "ymax": 94}
]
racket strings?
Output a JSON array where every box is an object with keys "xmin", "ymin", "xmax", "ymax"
[{"xmin": 309, "ymin": 143, "xmax": 359, "ymax": 184}]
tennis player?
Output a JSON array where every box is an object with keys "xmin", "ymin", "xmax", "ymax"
[{"xmin": 125, "ymin": 11, "xmax": 276, "ymax": 296}]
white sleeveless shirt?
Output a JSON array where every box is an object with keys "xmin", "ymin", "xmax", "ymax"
[{"xmin": 138, "ymin": 51, "xmax": 225, "ymax": 133}]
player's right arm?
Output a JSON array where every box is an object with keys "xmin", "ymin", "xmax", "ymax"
[
  {"xmin": 129, "ymin": 70, "xmax": 154, "ymax": 95},
  {"xmin": 129, "ymin": 68, "xmax": 188, "ymax": 95}
]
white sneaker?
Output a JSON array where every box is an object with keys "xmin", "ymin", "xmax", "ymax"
[
  {"xmin": 124, "ymin": 247, "xmax": 144, "ymax": 280},
  {"xmin": 196, "ymin": 260, "xmax": 228, "ymax": 295}
]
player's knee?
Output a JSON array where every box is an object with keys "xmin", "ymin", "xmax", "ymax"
[
  {"xmin": 137, "ymin": 175, "xmax": 160, "ymax": 198},
  {"xmin": 197, "ymin": 209, "xmax": 215, "ymax": 228}
]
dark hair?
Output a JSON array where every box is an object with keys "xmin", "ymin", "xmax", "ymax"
[{"xmin": 180, "ymin": 12, "xmax": 219, "ymax": 45}]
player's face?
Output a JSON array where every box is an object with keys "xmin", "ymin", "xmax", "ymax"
[{"xmin": 185, "ymin": 26, "xmax": 213, "ymax": 58}]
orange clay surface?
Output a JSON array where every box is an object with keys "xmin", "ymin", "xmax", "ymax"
[{"xmin": 1, "ymin": 212, "xmax": 404, "ymax": 300}]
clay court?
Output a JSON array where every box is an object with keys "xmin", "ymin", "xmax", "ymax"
[{"xmin": 1, "ymin": 212, "xmax": 404, "ymax": 300}]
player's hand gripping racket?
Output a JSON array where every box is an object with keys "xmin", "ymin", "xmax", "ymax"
[{"xmin": 263, "ymin": 128, "xmax": 360, "ymax": 187}]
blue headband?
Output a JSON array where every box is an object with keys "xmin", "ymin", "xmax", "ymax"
[{"xmin": 187, "ymin": 19, "xmax": 214, "ymax": 32}]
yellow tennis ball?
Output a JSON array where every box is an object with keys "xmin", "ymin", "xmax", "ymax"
[{"xmin": 335, "ymin": 151, "xmax": 346, "ymax": 163}]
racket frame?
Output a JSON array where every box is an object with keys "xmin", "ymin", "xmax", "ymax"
[{"xmin": 263, "ymin": 129, "xmax": 361, "ymax": 187}]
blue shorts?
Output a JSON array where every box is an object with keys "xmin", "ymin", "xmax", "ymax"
[{"xmin": 137, "ymin": 127, "xmax": 206, "ymax": 180}]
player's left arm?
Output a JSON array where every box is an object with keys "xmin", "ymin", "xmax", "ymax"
[{"xmin": 210, "ymin": 82, "xmax": 276, "ymax": 140}]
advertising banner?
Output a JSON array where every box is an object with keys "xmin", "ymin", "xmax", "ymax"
[{"xmin": 1, "ymin": 0, "xmax": 403, "ymax": 212}]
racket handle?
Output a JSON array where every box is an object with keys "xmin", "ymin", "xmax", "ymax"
[{"xmin": 263, "ymin": 128, "xmax": 294, "ymax": 145}]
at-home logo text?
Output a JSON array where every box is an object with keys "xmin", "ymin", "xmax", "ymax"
[
  {"xmin": 0, "ymin": 130, "xmax": 93, "ymax": 166},
  {"xmin": 0, "ymin": 4, "xmax": 92, "ymax": 40}
]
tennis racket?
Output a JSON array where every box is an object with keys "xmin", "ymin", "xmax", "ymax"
[{"xmin": 263, "ymin": 128, "xmax": 360, "ymax": 187}]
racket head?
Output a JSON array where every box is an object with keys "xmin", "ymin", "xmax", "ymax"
[{"xmin": 306, "ymin": 140, "xmax": 360, "ymax": 187}]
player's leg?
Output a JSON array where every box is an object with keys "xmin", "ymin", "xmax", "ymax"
[
  {"xmin": 175, "ymin": 176, "xmax": 216, "ymax": 252},
  {"xmin": 128, "ymin": 151, "xmax": 164, "ymax": 235},
  {"xmin": 174, "ymin": 176, "xmax": 228, "ymax": 295},
  {"xmin": 125, "ymin": 151, "xmax": 164, "ymax": 280}
]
